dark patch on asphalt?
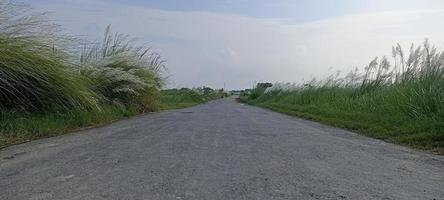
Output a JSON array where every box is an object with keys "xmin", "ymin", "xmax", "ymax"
[
  {"xmin": 2, "ymin": 155, "xmax": 14, "ymax": 160},
  {"xmin": 2, "ymin": 151, "xmax": 27, "ymax": 160}
]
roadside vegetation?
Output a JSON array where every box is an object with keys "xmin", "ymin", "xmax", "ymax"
[
  {"xmin": 242, "ymin": 41, "xmax": 444, "ymax": 154},
  {"xmin": 0, "ymin": 2, "xmax": 220, "ymax": 148},
  {"xmin": 161, "ymin": 87, "xmax": 227, "ymax": 110}
]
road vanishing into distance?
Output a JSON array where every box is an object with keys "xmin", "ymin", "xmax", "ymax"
[{"xmin": 1, "ymin": 97, "xmax": 443, "ymax": 200}]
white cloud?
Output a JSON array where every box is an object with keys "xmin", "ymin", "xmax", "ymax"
[{"xmin": 29, "ymin": 0, "xmax": 444, "ymax": 89}]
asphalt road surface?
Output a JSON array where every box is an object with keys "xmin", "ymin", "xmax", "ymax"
[{"xmin": 1, "ymin": 98, "xmax": 443, "ymax": 200}]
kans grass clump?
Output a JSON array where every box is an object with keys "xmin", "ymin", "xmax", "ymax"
[
  {"xmin": 80, "ymin": 26, "xmax": 165, "ymax": 112},
  {"xmin": 0, "ymin": 1, "xmax": 98, "ymax": 112},
  {"xmin": 0, "ymin": 2, "xmax": 165, "ymax": 147},
  {"xmin": 244, "ymin": 40, "xmax": 444, "ymax": 153}
]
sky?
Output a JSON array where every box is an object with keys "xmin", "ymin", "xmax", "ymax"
[{"xmin": 25, "ymin": 0, "xmax": 444, "ymax": 89}]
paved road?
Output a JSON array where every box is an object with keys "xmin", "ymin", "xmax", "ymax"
[{"xmin": 1, "ymin": 98, "xmax": 443, "ymax": 200}]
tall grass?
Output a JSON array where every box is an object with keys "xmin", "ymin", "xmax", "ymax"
[
  {"xmin": 244, "ymin": 40, "xmax": 444, "ymax": 153},
  {"xmin": 0, "ymin": 2, "xmax": 168, "ymax": 147},
  {"xmin": 0, "ymin": 1, "xmax": 98, "ymax": 111},
  {"xmin": 80, "ymin": 25, "xmax": 165, "ymax": 112}
]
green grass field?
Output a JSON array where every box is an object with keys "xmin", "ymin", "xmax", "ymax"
[
  {"xmin": 242, "ymin": 42, "xmax": 444, "ymax": 154},
  {"xmin": 0, "ymin": 107, "xmax": 137, "ymax": 148},
  {"xmin": 160, "ymin": 88, "xmax": 226, "ymax": 110},
  {"xmin": 242, "ymin": 94, "xmax": 443, "ymax": 154}
]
